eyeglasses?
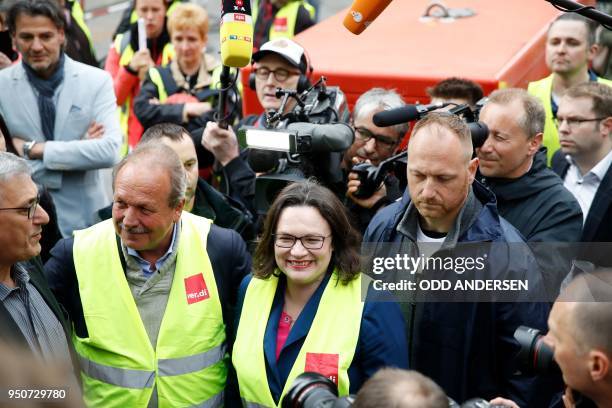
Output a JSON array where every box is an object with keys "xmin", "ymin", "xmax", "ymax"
[
  {"xmin": 553, "ymin": 116, "xmax": 607, "ymax": 129},
  {"xmin": 0, "ymin": 195, "xmax": 40, "ymax": 219},
  {"xmin": 273, "ymin": 234, "xmax": 331, "ymax": 250},
  {"xmin": 254, "ymin": 67, "xmax": 300, "ymax": 82},
  {"xmin": 353, "ymin": 126, "xmax": 398, "ymax": 150}
]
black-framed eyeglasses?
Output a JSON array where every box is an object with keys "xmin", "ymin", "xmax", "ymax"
[
  {"xmin": 0, "ymin": 195, "xmax": 40, "ymax": 219},
  {"xmin": 254, "ymin": 67, "xmax": 300, "ymax": 82},
  {"xmin": 273, "ymin": 234, "xmax": 332, "ymax": 250},
  {"xmin": 353, "ymin": 126, "xmax": 398, "ymax": 150},
  {"xmin": 553, "ymin": 116, "xmax": 608, "ymax": 129}
]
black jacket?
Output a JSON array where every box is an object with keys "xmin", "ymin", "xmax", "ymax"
[
  {"xmin": 479, "ymin": 148, "xmax": 583, "ymax": 294},
  {"xmin": 552, "ymin": 150, "xmax": 612, "ymax": 267}
]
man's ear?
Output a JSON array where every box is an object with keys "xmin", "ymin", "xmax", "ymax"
[
  {"xmin": 599, "ymin": 117, "xmax": 612, "ymax": 138},
  {"xmin": 588, "ymin": 43, "xmax": 600, "ymax": 63},
  {"xmin": 467, "ymin": 157, "xmax": 479, "ymax": 184},
  {"xmin": 528, "ymin": 132, "xmax": 543, "ymax": 156},
  {"xmin": 588, "ymin": 350, "xmax": 610, "ymax": 382},
  {"xmin": 173, "ymin": 198, "xmax": 185, "ymax": 222}
]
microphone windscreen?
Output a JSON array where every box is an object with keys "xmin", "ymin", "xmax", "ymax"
[
  {"xmin": 220, "ymin": 0, "xmax": 254, "ymax": 67},
  {"xmin": 373, "ymin": 105, "xmax": 419, "ymax": 127},
  {"xmin": 343, "ymin": 0, "xmax": 393, "ymax": 35},
  {"xmin": 248, "ymin": 149, "xmax": 283, "ymax": 173}
]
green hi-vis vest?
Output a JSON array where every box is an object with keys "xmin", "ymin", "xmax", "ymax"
[
  {"xmin": 67, "ymin": 0, "xmax": 94, "ymax": 53},
  {"xmin": 252, "ymin": 0, "xmax": 315, "ymax": 41},
  {"xmin": 72, "ymin": 212, "xmax": 227, "ymax": 407},
  {"xmin": 130, "ymin": 0, "xmax": 182, "ymax": 24},
  {"xmin": 147, "ymin": 64, "xmax": 225, "ymax": 104},
  {"xmin": 113, "ymin": 32, "xmax": 174, "ymax": 156},
  {"xmin": 528, "ymin": 73, "xmax": 612, "ymax": 165},
  {"xmin": 232, "ymin": 271, "xmax": 363, "ymax": 407}
]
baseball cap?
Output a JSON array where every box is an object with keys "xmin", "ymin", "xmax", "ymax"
[{"xmin": 252, "ymin": 38, "xmax": 307, "ymax": 73}]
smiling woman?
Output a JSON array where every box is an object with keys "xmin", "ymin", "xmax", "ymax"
[{"xmin": 232, "ymin": 180, "xmax": 408, "ymax": 407}]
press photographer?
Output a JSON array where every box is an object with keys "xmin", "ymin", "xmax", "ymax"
[{"xmin": 204, "ymin": 37, "xmax": 355, "ymax": 218}]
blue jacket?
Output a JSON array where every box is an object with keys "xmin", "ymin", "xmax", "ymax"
[
  {"xmin": 363, "ymin": 182, "xmax": 551, "ymax": 407},
  {"xmin": 235, "ymin": 272, "xmax": 408, "ymax": 403}
]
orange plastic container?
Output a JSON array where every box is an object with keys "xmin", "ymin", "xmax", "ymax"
[{"xmin": 241, "ymin": 0, "xmax": 594, "ymax": 115}]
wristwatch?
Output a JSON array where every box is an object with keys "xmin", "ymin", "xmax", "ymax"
[{"xmin": 22, "ymin": 140, "xmax": 36, "ymax": 159}]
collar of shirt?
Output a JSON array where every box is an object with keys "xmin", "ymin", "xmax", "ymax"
[
  {"xmin": 566, "ymin": 149, "xmax": 612, "ymax": 182},
  {"xmin": 126, "ymin": 223, "xmax": 179, "ymax": 277},
  {"xmin": 0, "ymin": 264, "xmax": 30, "ymax": 301}
]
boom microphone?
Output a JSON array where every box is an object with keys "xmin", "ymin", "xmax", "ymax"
[
  {"xmin": 343, "ymin": 0, "xmax": 393, "ymax": 35},
  {"xmin": 372, "ymin": 102, "xmax": 450, "ymax": 127},
  {"xmin": 220, "ymin": 0, "xmax": 253, "ymax": 68}
]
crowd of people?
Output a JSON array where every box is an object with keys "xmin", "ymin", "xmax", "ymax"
[{"xmin": 0, "ymin": 0, "xmax": 612, "ymax": 407}]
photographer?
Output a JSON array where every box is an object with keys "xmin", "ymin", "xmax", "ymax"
[
  {"xmin": 344, "ymin": 88, "xmax": 408, "ymax": 233},
  {"xmin": 201, "ymin": 38, "xmax": 313, "ymax": 214},
  {"xmin": 546, "ymin": 269, "xmax": 612, "ymax": 408}
]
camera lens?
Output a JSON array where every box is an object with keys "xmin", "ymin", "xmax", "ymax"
[
  {"xmin": 514, "ymin": 325, "xmax": 560, "ymax": 375},
  {"xmin": 282, "ymin": 372, "xmax": 338, "ymax": 408}
]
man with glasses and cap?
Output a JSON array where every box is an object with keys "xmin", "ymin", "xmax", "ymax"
[
  {"xmin": 0, "ymin": 152, "xmax": 78, "ymax": 398},
  {"xmin": 200, "ymin": 38, "xmax": 312, "ymax": 215}
]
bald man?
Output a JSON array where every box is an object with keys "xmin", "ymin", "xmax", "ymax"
[{"xmin": 364, "ymin": 113, "xmax": 549, "ymax": 405}]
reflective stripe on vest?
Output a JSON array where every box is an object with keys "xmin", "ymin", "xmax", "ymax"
[
  {"xmin": 233, "ymin": 271, "xmax": 363, "ymax": 407},
  {"xmin": 147, "ymin": 64, "xmax": 225, "ymax": 104},
  {"xmin": 68, "ymin": 0, "xmax": 94, "ymax": 52},
  {"xmin": 528, "ymin": 73, "xmax": 612, "ymax": 165},
  {"xmin": 72, "ymin": 213, "xmax": 227, "ymax": 407}
]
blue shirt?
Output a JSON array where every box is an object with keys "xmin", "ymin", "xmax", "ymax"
[
  {"xmin": 126, "ymin": 223, "xmax": 179, "ymax": 277},
  {"xmin": 235, "ymin": 272, "xmax": 408, "ymax": 403}
]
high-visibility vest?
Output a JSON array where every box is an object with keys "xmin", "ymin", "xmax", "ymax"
[
  {"xmin": 66, "ymin": 0, "xmax": 95, "ymax": 53},
  {"xmin": 147, "ymin": 63, "xmax": 225, "ymax": 104},
  {"xmin": 113, "ymin": 32, "xmax": 174, "ymax": 156},
  {"xmin": 72, "ymin": 212, "xmax": 227, "ymax": 407},
  {"xmin": 232, "ymin": 271, "xmax": 363, "ymax": 407},
  {"xmin": 130, "ymin": 0, "xmax": 183, "ymax": 24},
  {"xmin": 528, "ymin": 73, "xmax": 612, "ymax": 165},
  {"xmin": 252, "ymin": 0, "xmax": 315, "ymax": 41}
]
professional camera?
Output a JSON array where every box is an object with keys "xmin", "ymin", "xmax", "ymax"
[
  {"xmin": 351, "ymin": 100, "xmax": 489, "ymax": 199},
  {"xmin": 514, "ymin": 325, "xmax": 559, "ymax": 376},
  {"xmin": 282, "ymin": 372, "xmax": 354, "ymax": 408},
  {"xmin": 238, "ymin": 77, "xmax": 353, "ymax": 214}
]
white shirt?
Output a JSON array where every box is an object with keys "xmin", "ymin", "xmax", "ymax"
[{"xmin": 563, "ymin": 150, "xmax": 612, "ymax": 224}]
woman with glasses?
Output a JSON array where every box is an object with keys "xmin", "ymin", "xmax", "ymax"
[{"xmin": 232, "ymin": 180, "xmax": 408, "ymax": 407}]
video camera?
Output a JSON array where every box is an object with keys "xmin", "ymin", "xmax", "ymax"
[
  {"xmin": 237, "ymin": 77, "xmax": 353, "ymax": 214},
  {"xmin": 351, "ymin": 99, "xmax": 489, "ymax": 199}
]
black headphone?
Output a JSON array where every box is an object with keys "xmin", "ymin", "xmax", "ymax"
[{"xmin": 248, "ymin": 50, "xmax": 313, "ymax": 93}]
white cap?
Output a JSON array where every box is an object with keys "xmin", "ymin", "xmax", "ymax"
[{"xmin": 252, "ymin": 38, "xmax": 306, "ymax": 72}]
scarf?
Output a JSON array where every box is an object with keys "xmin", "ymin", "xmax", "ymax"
[{"xmin": 23, "ymin": 53, "xmax": 66, "ymax": 141}]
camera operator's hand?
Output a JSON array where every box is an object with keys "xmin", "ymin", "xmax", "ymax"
[
  {"xmin": 202, "ymin": 121, "xmax": 240, "ymax": 167},
  {"xmin": 346, "ymin": 171, "xmax": 387, "ymax": 209},
  {"xmin": 489, "ymin": 397, "xmax": 520, "ymax": 408}
]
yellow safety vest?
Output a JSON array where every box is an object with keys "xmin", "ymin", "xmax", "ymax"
[
  {"xmin": 528, "ymin": 73, "xmax": 612, "ymax": 165},
  {"xmin": 113, "ymin": 32, "xmax": 174, "ymax": 156},
  {"xmin": 147, "ymin": 64, "xmax": 225, "ymax": 103},
  {"xmin": 67, "ymin": 0, "xmax": 94, "ymax": 53},
  {"xmin": 252, "ymin": 0, "xmax": 315, "ymax": 41},
  {"xmin": 72, "ymin": 212, "xmax": 227, "ymax": 407},
  {"xmin": 233, "ymin": 271, "xmax": 363, "ymax": 407}
]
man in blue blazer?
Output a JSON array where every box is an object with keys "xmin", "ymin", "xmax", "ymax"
[{"xmin": 0, "ymin": 0, "xmax": 122, "ymax": 237}]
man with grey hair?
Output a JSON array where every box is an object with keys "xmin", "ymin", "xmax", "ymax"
[
  {"xmin": 44, "ymin": 143, "xmax": 251, "ymax": 406},
  {"xmin": 0, "ymin": 152, "xmax": 77, "ymax": 392},
  {"xmin": 478, "ymin": 88, "xmax": 583, "ymax": 294},
  {"xmin": 344, "ymin": 88, "xmax": 409, "ymax": 232}
]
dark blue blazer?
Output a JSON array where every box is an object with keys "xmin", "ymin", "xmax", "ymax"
[{"xmin": 235, "ymin": 272, "xmax": 408, "ymax": 404}]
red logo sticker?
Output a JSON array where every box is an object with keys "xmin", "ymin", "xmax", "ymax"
[
  {"xmin": 184, "ymin": 273, "xmax": 210, "ymax": 304},
  {"xmin": 305, "ymin": 353, "xmax": 339, "ymax": 385},
  {"xmin": 236, "ymin": 0, "xmax": 243, "ymax": 6},
  {"xmin": 234, "ymin": 14, "xmax": 245, "ymax": 21},
  {"xmin": 273, "ymin": 17, "xmax": 288, "ymax": 32}
]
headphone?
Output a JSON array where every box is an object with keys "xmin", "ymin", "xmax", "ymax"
[{"xmin": 249, "ymin": 50, "xmax": 314, "ymax": 93}]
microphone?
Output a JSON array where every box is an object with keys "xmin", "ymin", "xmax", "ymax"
[
  {"xmin": 372, "ymin": 102, "xmax": 450, "ymax": 127},
  {"xmin": 343, "ymin": 0, "xmax": 393, "ymax": 35},
  {"xmin": 220, "ymin": 0, "xmax": 254, "ymax": 68}
]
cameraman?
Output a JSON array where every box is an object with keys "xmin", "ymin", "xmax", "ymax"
[
  {"xmin": 345, "ymin": 88, "xmax": 409, "ymax": 233},
  {"xmin": 201, "ymin": 38, "xmax": 310, "ymax": 214},
  {"xmin": 546, "ymin": 269, "xmax": 612, "ymax": 408}
]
